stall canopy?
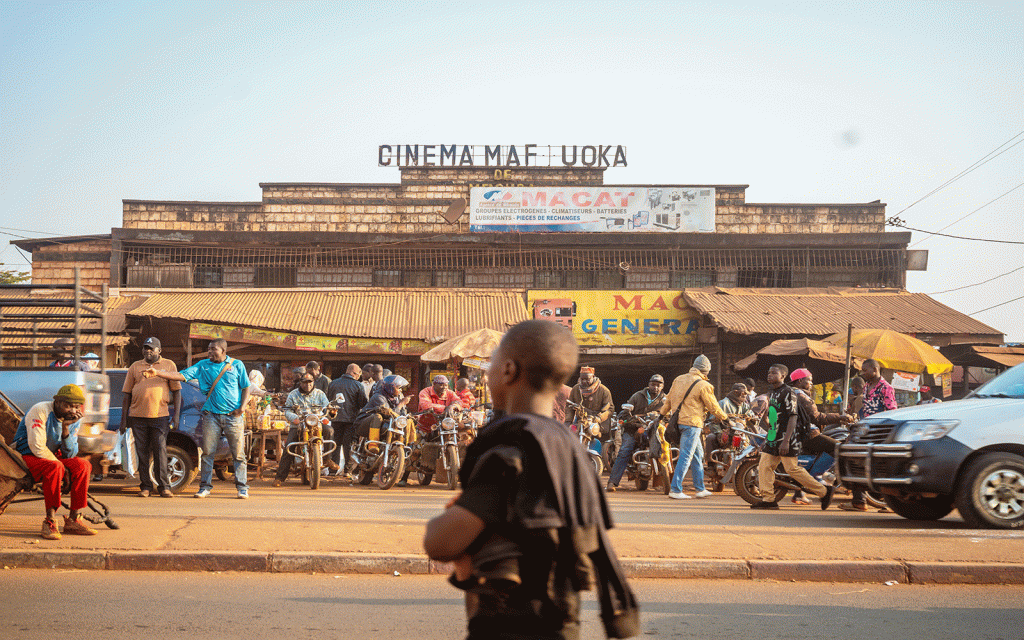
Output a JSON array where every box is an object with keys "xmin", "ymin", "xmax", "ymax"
[
  {"xmin": 126, "ymin": 288, "xmax": 529, "ymax": 342},
  {"xmin": 938, "ymin": 344, "xmax": 1024, "ymax": 370},
  {"xmin": 825, "ymin": 328, "xmax": 953, "ymax": 375},
  {"xmin": 732, "ymin": 338, "xmax": 864, "ymax": 382},
  {"xmin": 420, "ymin": 328, "xmax": 504, "ymax": 363}
]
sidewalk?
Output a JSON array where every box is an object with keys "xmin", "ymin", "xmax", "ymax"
[{"xmin": 2, "ymin": 479, "xmax": 1022, "ymax": 584}]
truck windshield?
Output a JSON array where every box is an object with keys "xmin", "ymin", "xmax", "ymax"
[{"xmin": 971, "ymin": 363, "xmax": 1024, "ymax": 399}]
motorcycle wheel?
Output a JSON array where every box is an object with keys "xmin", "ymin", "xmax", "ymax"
[
  {"xmin": 357, "ymin": 467, "xmax": 374, "ymax": 485},
  {"xmin": 658, "ymin": 462, "xmax": 671, "ymax": 496},
  {"xmin": 308, "ymin": 443, "xmax": 322, "ymax": 490},
  {"xmin": 444, "ymin": 444, "xmax": 460, "ymax": 490},
  {"xmin": 865, "ymin": 490, "xmax": 887, "ymax": 510},
  {"xmin": 602, "ymin": 441, "xmax": 618, "ymax": 474},
  {"xmin": 634, "ymin": 474, "xmax": 649, "ymax": 492},
  {"xmin": 417, "ymin": 469, "xmax": 434, "ymax": 486},
  {"xmin": 734, "ymin": 458, "xmax": 787, "ymax": 505},
  {"xmin": 376, "ymin": 443, "xmax": 405, "ymax": 490},
  {"xmin": 215, "ymin": 467, "xmax": 231, "ymax": 482},
  {"xmin": 591, "ymin": 455, "xmax": 603, "ymax": 476}
]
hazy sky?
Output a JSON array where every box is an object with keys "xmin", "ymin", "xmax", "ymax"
[{"xmin": 2, "ymin": 1, "xmax": 1021, "ymax": 341}]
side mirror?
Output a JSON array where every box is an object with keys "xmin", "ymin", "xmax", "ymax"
[{"xmin": 621, "ymin": 403, "xmax": 634, "ymax": 412}]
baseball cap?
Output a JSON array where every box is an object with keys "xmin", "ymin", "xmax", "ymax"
[
  {"xmin": 790, "ymin": 368, "xmax": 811, "ymax": 382},
  {"xmin": 143, "ymin": 337, "xmax": 161, "ymax": 349},
  {"xmin": 649, "ymin": 374, "xmax": 664, "ymax": 383}
]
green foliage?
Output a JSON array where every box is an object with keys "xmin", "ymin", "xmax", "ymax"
[{"xmin": 0, "ymin": 269, "xmax": 31, "ymax": 284}]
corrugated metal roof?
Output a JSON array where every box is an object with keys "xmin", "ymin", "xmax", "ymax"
[
  {"xmin": 126, "ymin": 289, "xmax": 529, "ymax": 341},
  {"xmin": 683, "ymin": 287, "xmax": 1003, "ymax": 338},
  {"xmin": 0, "ymin": 291, "xmax": 143, "ymax": 347}
]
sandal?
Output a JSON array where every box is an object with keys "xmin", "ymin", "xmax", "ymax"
[{"xmin": 791, "ymin": 496, "xmax": 811, "ymax": 505}]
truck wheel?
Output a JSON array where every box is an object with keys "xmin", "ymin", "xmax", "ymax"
[
  {"xmin": 883, "ymin": 494, "xmax": 954, "ymax": 520},
  {"xmin": 164, "ymin": 445, "xmax": 197, "ymax": 494},
  {"xmin": 955, "ymin": 453, "xmax": 1024, "ymax": 529}
]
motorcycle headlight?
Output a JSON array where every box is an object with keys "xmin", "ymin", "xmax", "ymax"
[
  {"xmin": 441, "ymin": 417, "xmax": 457, "ymax": 430},
  {"xmin": 892, "ymin": 420, "xmax": 959, "ymax": 442},
  {"xmin": 589, "ymin": 423, "xmax": 602, "ymax": 437},
  {"xmin": 304, "ymin": 415, "xmax": 318, "ymax": 427},
  {"xmin": 395, "ymin": 416, "xmax": 408, "ymax": 428}
]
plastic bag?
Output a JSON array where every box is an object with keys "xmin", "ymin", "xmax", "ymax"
[{"xmin": 120, "ymin": 429, "xmax": 139, "ymax": 478}]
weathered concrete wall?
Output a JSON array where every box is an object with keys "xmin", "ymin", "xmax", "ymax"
[{"xmin": 31, "ymin": 239, "xmax": 111, "ymax": 289}]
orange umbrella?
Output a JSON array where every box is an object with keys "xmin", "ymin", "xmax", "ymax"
[{"xmin": 825, "ymin": 329, "xmax": 953, "ymax": 375}]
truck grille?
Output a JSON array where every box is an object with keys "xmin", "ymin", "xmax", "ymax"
[
  {"xmin": 850, "ymin": 422, "xmax": 897, "ymax": 444},
  {"xmin": 842, "ymin": 457, "xmax": 904, "ymax": 479}
]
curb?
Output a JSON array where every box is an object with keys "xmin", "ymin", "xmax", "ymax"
[{"xmin": 2, "ymin": 550, "xmax": 1022, "ymax": 584}]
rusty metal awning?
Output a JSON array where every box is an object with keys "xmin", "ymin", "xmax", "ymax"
[
  {"xmin": 939, "ymin": 344, "xmax": 1024, "ymax": 370},
  {"xmin": 126, "ymin": 288, "xmax": 529, "ymax": 342},
  {"xmin": 682, "ymin": 287, "xmax": 1003, "ymax": 338}
]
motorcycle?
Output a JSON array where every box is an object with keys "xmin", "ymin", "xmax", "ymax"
[
  {"xmin": 283, "ymin": 400, "xmax": 339, "ymax": 490},
  {"xmin": 566, "ymin": 400, "xmax": 605, "ymax": 475},
  {"xmin": 731, "ymin": 424, "xmax": 886, "ymax": 508},
  {"xmin": 407, "ymin": 407, "xmax": 464, "ymax": 490},
  {"xmin": 705, "ymin": 414, "xmax": 759, "ymax": 492},
  {"xmin": 618, "ymin": 403, "xmax": 676, "ymax": 494},
  {"xmin": 352, "ymin": 407, "xmax": 412, "ymax": 490}
]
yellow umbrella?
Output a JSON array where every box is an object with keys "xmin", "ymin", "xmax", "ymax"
[
  {"xmin": 420, "ymin": 328, "xmax": 504, "ymax": 362},
  {"xmin": 825, "ymin": 329, "xmax": 953, "ymax": 375}
]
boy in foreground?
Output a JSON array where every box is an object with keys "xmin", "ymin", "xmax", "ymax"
[{"xmin": 424, "ymin": 320, "xmax": 639, "ymax": 640}]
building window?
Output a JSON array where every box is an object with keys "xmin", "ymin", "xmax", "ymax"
[
  {"xmin": 737, "ymin": 267, "xmax": 791, "ymax": 288},
  {"xmin": 670, "ymin": 271, "xmax": 715, "ymax": 288},
  {"xmin": 533, "ymin": 270, "xmax": 624, "ymax": 289},
  {"xmin": 403, "ymin": 270, "xmax": 434, "ymax": 287},
  {"xmin": 194, "ymin": 266, "xmax": 223, "ymax": 288},
  {"xmin": 373, "ymin": 269, "xmax": 402, "ymax": 287},
  {"xmin": 591, "ymin": 270, "xmax": 625, "ymax": 289},
  {"xmin": 534, "ymin": 270, "xmax": 563, "ymax": 288},
  {"xmin": 435, "ymin": 270, "xmax": 465, "ymax": 287},
  {"xmin": 372, "ymin": 269, "xmax": 465, "ymax": 287},
  {"xmin": 254, "ymin": 266, "xmax": 297, "ymax": 288}
]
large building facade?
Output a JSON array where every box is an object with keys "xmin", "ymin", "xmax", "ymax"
[{"xmin": 12, "ymin": 151, "xmax": 999, "ymax": 400}]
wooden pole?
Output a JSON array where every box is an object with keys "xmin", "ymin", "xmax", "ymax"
[{"xmin": 841, "ymin": 323, "xmax": 853, "ymax": 414}]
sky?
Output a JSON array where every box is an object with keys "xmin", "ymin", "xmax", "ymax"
[{"xmin": 1, "ymin": 0, "xmax": 1021, "ymax": 341}]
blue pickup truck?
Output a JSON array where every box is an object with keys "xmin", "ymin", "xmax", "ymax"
[{"xmin": 105, "ymin": 369, "xmax": 235, "ymax": 493}]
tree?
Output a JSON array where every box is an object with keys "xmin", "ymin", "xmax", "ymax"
[{"xmin": 0, "ymin": 269, "xmax": 31, "ymax": 284}]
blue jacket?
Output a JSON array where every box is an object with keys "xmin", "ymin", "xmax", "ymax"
[{"xmin": 12, "ymin": 401, "xmax": 80, "ymax": 460}]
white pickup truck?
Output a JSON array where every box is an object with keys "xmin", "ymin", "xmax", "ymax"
[{"xmin": 837, "ymin": 363, "xmax": 1024, "ymax": 529}]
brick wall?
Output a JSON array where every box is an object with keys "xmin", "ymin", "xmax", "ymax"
[
  {"xmin": 30, "ymin": 239, "xmax": 111, "ymax": 289},
  {"xmin": 121, "ymin": 167, "xmax": 885, "ymax": 236}
]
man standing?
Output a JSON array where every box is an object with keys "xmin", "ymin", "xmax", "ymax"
[
  {"xmin": 160, "ymin": 339, "xmax": 250, "ymax": 499},
  {"xmin": 121, "ymin": 337, "xmax": 182, "ymax": 498},
  {"xmin": 326, "ymin": 363, "xmax": 367, "ymax": 477},
  {"xmin": 840, "ymin": 358, "xmax": 897, "ymax": 511},
  {"xmin": 360, "ymin": 364, "xmax": 375, "ymax": 399},
  {"xmin": 274, "ymin": 372, "xmax": 331, "ymax": 486},
  {"xmin": 306, "ymin": 361, "xmax": 331, "ymax": 394},
  {"xmin": 607, "ymin": 374, "xmax": 665, "ymax": 492},
  {"xmin": 424, "ymin": 320, "xmax": 639, "ymax": 640},
  {"xmin": 48, "ymin": 337, "xmax": 90, "ymax": 370},
  {"xmin": 660, "ymin": 355, "xmax": 726, "ymax": 500},
  {"xmin": 568, "ymin": 365, "xmax": 614, "ymax": 442},
  {"xmin": 417, "ymin": 374, "xmax": 460, "ymax": 438},
  {"xmin": 454, "ymin": 378, "xmax": 476, "ymax": 408},
  {"xmin": 751, "ymin": 364, "xmax": 835, "ymax": 510},
  {"xmin": 12, "ymin": 384, "xmax": 97, "ymax": 540}
]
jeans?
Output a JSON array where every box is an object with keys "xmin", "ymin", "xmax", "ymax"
[
  {"xmin": 130, "ymin": 415, "xmax": 170, "ymax": 492},
  {"xmin": 608, "ymin": 431, "xmax": 637, "ymax": 486},
  {"xmin": 199, "ymin": 412, "xmax": 247, "ymax": 491},
  {"xmin": 670, "ymin": 426, "xmax": 705, "ymax": 494}
]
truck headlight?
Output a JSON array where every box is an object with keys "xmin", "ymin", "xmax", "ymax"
[{"xmin": 893, "ymin": 420, "xmax": 959, "ymax": 442}]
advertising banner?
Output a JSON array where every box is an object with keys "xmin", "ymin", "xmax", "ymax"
[
  {"xmin": 189, "ymin": 322, "xmax": 429, "ymax": 355},
  {"xmin": 890, "ymin": 371, "xmax": 921, "ymax": 392},
  {"xmin": 470, "ymin": 187, "xmax": 715, "ymax": 233},
  {"xmin": 528, "ymin": 290, "xmax": 699, "ymax": 347}
]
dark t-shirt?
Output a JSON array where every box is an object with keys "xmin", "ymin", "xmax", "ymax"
[
  {"xmin": 455, "ymin": 413, "xmax": 612, "ymax": 640},
  {"xmin": 764, "ymin": 384, "xmax": 803, "ymax": 456}
]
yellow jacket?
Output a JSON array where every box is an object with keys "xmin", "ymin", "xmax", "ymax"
[{"xmin": 660, "ymin": 368, "xmax": 727, "ymax": 427}]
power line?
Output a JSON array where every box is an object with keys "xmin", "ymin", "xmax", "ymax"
[
  {"xmin": 928, "ymin": 264, "xmax": 1024, "ymax": 294},
  {"xmin": 910, "ymin": 181, "xmax": 1024, "ymax": 247},
  {"xmin": 897, "ymin": 131, "xmax": 1024, "ymax": 218},
  {"xmin": 887, "ymin": 216, "xmax": 1024, "ymax": 244},
  {"xmin": 972, "ymin": 294, "xmax": 1024, "ymax": 315}
]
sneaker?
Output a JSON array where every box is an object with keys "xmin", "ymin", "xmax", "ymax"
[
  {"xmin": 668, "ymin": 492, "xmax": 692, "ymax": 500},
  {"xmin": 41, "ymin": 517, "xmax": 61, "ymax": 540},
  {"xmin": 750, "ymin": 501, "xmax": 780, "ymax": 509},
  {"xmin": 138, "ymin": 489, "xmax": 151, "ymax": 498},
  {"xmin": 396, "ymin": 480, "xmax": 408, "ymax": 487},
  {"xmin": 839, "ymin": 502, "xmax": 867, "ymax": 512},
  {"xmin": 160, "ymin": 489, "xmax": 174, "ymax": 498},
  {"xmin": 194, "ymin": 488, "xmax": 211, "ymax": 498},
  {"xmin": 237, "ymin": 488, "xmax": 249, "ymax": 500},
  {"xmin": 820, "ymin": 485, "xmax": 835, "ymax": 511},
  {"xmin": 272, "ymin": 479, "xmax": 283, "ymax": 487},
  {"xmin": 62, "ymin": 515, "xmax": 97, "ymax": 536},
  {"xmin": 694, "ymin": 490, "xmax": 713, "ymax": 498},
  {"xmin": 606, "ymin": 484, "xmax": 617, "ymax": 493}
]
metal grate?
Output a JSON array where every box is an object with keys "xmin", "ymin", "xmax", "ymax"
[{"xmin": 851, "ymin": 423, "xmax": 898, "ymax": 444}]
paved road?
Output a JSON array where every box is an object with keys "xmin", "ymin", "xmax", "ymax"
[
  {"xmin": 4, "ymin": 475, "xmax": 1021, "ymax": 566},
  {"xmin": 5, "ymin": 570, "xmax": 1023, "ymax": 639}
]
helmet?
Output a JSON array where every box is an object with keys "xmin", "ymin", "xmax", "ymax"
[{"xmin": 381, "ymin": 374, "xmax": 409, "ymax": 398}]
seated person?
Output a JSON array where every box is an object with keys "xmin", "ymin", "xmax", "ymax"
[
  {"xmin": 11, "ymin": 384, "xmax": 98, "ymax": 540},
  {"xmin": 354, "ymin": 374, "xmax": 411, "ymax": 443},
  {"xmin": 417, "ymin": 375, "xmax": 460, "ymax": 438}
]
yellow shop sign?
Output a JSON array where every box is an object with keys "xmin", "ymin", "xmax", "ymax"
[{"xmin": 528, "ymin": 290, "xmax": 699, "ymax": 347}]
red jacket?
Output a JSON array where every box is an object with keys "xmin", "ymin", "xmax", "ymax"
[
  {"xmin": 418, "ymin": 387, "xmax": 459, "ymax": 432},
  {"xmin": 456, "ymin": 389, "xmax": 476, "ymax": 409}
]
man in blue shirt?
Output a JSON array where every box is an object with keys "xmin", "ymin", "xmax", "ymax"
[{"xmin": 160, "ymin": 339, "xmax": 251, "ymax": 498}]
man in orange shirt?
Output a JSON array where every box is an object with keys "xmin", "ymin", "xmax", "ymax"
[
  {"xmin": 417, "ymin": 375, "xmax": 460, "ymax": 437},
  {"xmin": 121, "ymin": 337, "xmax": 182, "ymax": 498},
  {"xmin": 454, "ymin": 378, "xmax": 476, "ymax": 409}
]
